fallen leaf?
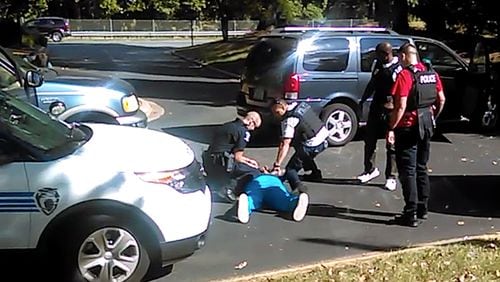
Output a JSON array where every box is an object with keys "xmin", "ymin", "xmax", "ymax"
[
  {"xmin": 428, "ymin": 168, "xmax": 433, "ymax": 173},
  {"xmin": 495, "ymin": 270, "xmax": 500, "ymax": 277},
  {"xmin": 461, "ymin": 157, "xmax": 468, "ymax": 162},
  {"xmin": 368, "ymin": 268, "xmax": 375, "ymax": 274},
  {"xmin": 234, "ymin": 261, "xmax": 248, "ymax": 270},
  {"xmin": 328, "ymin": 267, "xmax": 334, "ymax": 276},
  {"xmin": 375, "ymin": 202, "xmax": 381, "ymax": 208},
  {"xmin": 345, "ymin": 246, "xmax": 350, "ymax": 250},
  {"xmin": 457, "ymin": 221, "xmax": 465, "ymax": 226},
  {"xmin": 493, "ymin": 160, "xmax": 498, "ymax": 165},
  {"xmin": 456, "ymin": 274, "xmax": 466, "ymax": 282},
  {"xmin": 486, "ymin": 243, "xmax": 497, "ymax": 249},
  {"xmin": 444, "ymin": 261, "xmax": 451, "ymax": 266}
]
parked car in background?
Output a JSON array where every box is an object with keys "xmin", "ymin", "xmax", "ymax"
[
  {"xmin": 0, "ymin": 46, "xmax": 148, "ymax": 127},
  {"xmin": 237, "ymin": 27, "xmax": 498, "ymax": 146},
  {"xmin": 0, "ymin": 89, "xmax": 211, "ymax": 281},
  {"xmin": 23, "ymin": 17, "xmax": 71, "ymax": 42}
]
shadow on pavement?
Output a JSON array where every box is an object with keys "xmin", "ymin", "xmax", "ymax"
[
  {"xmin": 127, "ymin": 79, "xmax": 239, "ymax": 106},
  {"xmin": 0, "ymin": 250, "xmax": 41, "ymax": 280},
  {"xmin": 307, "ymin": 204, "xmax": 396, "ymax": 226},
  {"xmin": 301, "ymin": 177, "xmax": 384, "ymax": 189},
  {"xmin": 298, "ymin": 238, "xmax": 403, "ymax": 252},
  {"xmin": 428, "ymin": 175, "xmax": 500, "ymax": 218},
  {"xmin": 162, "ymin": 124, "xmax": 280, "ymax": 148}
]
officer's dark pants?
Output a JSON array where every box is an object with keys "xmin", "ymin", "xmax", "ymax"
[
  {"xmin": 285, "ymin": 141, "xmax": 327, "ymax": 189},
  {"xmin": 364, "ymin": 107, "xmax": 397, "ymax": 179},
  {"xmin": 202, "ymin": 152, "xmax": 260, "ymax": 196},
  {"xmin": 394, "ymin": 126, "xmax": 431, "ymax": 215}
]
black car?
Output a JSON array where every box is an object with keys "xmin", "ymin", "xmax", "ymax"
[
  {"xmin": 23, "ymin": 17, "xmax": 71, "ymax": 42},
  {"xmin": 237, "ymin": 27, "xmax": 498, "ymax": 146}
]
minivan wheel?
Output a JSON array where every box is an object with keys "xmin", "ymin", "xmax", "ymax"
[
  {"xmin": 51, "ymin": 31, "xmax": 63, "ymax": 42},
  {"xmin": 321, "ymin": 103, "xmax": 358, "ymax": 146},
  {"xmin": 50, "ymin": 216, "xmax": 151, "ymax": 282},
  {"xmin": 478, "ymin": 93, "xmax": 498, "ymax": 131}
]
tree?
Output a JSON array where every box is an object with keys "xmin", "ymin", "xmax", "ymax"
[
  {"xmin": 100, "ymin": 0, "xmax": 122, "ymax": 18},
  {"xmin": 0, "ymin": 0, "xmax": 48, "ymax": 22}
]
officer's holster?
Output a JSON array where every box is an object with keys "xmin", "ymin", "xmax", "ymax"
[
  {"xmin": 202, "ymin": 151, "xmax": 235, "ymax": 173},
  {"xmin": 417, "ymin": 108, "xmax": 435, "ymax": 139}
]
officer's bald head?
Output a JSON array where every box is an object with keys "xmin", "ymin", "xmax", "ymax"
[
  {"xmin": 376, "ymin": 42, "xmax": 394, "ymax": 63},
  {"xmin": 243, "ymin": 111, "xmax": 262, "ymax": 130}
]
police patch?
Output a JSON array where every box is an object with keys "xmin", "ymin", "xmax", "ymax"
[
  {"xmin": 35, "ymin": 188, "xmax": 60, "ymax": 215},
  {"xmin": 244, "ymin": 131, "xmax": 251, "ymax": 142},
  {"xmin": 419, "ymin": 74, "xmax": 437, "ymax": 84}
]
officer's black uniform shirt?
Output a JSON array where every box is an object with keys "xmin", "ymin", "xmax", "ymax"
[{"xmin": 208, "ymin": 119, "xmax": 250, "ymax": 154}]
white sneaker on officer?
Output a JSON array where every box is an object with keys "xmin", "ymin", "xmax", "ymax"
[
  {"xmin": 293, "ymin": 193, "xmax": 309, "ymax": 222},
  {"xmin": 357, "ymin": 168, "xmax": 380, "ymax": 183},
  {"xmin": 237, "ymin": 193, "xmax": 250, "ymax": 224},
  {"xmin": 384, "ymin": 178, "xmax": 397, "ymax": 191}
]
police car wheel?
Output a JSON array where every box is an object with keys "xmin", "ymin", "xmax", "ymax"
[
  {"xmin": 51, "ymin": 215, "xmax": 151, "ymax": 282},
  {"xmin": 321, "ymin": 103, "xmax": 358, "ymax": 146},
  {"xmin": 65, "ymin": 112, "xmax": 119, "ymax": 125}
]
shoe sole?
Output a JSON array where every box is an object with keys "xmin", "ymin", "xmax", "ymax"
[
  {"xmin": 237, "ymin": 194, "xmax": 250, "ymax": 224},
  {"xmin": 384, "ymin": 182, "xmax": 397, "ymax": 191},
  {"xmin": 293, "ymin": 193, "xmax": 309, "ymax": 222}
]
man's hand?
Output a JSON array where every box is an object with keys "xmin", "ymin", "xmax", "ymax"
[
  {"xmin": 386, "ymin": 130, "xmax": 395, "ymax": 145},
  {"xmin": 246, "ymin": 158, "xmax": 259, "ymax": 169}
]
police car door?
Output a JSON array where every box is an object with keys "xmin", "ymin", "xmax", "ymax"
[
  {"xmin": 0, "ymin": 131, "xmax": 31, "ymax": 248},
  {"xmin": 414, "ymin": 39, "xmax": 469, "ymax": 121}
]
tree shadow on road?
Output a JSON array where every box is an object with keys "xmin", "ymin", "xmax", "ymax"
[
  {"xmin": 428, "ymin": 175, "xmax": 500, "ymax": 218},
  {"xmin": 306, "ymin": 204, "xmax": 397, "ymax": 225},
  {"xmin": 162, "ymin": 124, "xmax": 280, "ymax": 148},
  {"xmin": 298, "ymin": 237, "xmax": 403, "ymax": 252}
]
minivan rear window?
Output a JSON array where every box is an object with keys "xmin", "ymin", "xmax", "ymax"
[{"xmin": 245, "ymin": 37, "xmax": 298, "ymax": 75}]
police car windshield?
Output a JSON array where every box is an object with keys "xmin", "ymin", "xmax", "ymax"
[{"xmin": 0, "ymin": 91, "xmax": 88, "ymax": 160}]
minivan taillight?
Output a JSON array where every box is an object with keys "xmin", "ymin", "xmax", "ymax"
[{"xmin": 284, "ymin": 73, "xmax": 300, "ymax": 100}]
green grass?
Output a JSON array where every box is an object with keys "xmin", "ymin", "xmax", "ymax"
[
  {"xmin": 174, "ymin": 31, "xmax": 267, "ymax": 65},
  {"xmin": 250, "ymin": 236, "xmax": 500, "ymax": 282}
]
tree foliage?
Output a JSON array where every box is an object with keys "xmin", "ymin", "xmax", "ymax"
[{"xmin": 0, "ymin": 0, "xmax": 498, "ymax": 38}]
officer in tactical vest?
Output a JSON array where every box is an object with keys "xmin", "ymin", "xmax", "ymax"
[
  {"xmin": 358, "ymin": 42, "xmax": 403, "ymax": 191},
  {"xmin": 270, "ymin": 99, "xmax": 329, "ymax": 192},
  {"xmin": 203, "ymin": 111, "xmax": 262, "ymax": 202},
  {"xmin": 387, "ymin": 43, "xmax": 446, "ymax": 227}
]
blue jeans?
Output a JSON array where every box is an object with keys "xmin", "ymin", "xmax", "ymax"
[
  {"xmin": 285, "ymin": 140, "xmax": 327, "ymax": 189},
  {"xmin": 244, "ymin": 174, "xmax": 299, "ymax": 214},
  {"xmin": 395, "ymin": 126, "xmax": 431, "ymax": 215}
]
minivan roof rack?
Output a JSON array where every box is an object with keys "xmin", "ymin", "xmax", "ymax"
[{"xmin": 274, "ymin": 26, "xmax": 399, "ymax": 35}]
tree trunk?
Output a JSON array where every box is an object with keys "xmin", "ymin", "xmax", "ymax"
[
  {"xmin": 216, "ymin": 0, "xmax": 229, "ymax": 41},
  {"xmin": 392, "ymin": 0, "xmax": 409, "ymax": 34},
  {"xmin": 374, "ymin": 0, "xmax": 391, "ymax": 27}
]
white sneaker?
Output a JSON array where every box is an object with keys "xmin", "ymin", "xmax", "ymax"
[
  {"xmin": 384, "ymin": 178, "xmax": 397, "ymax": 191},
  {"xmin": 293, "ymin": 193, "xmax": 309, "ymax": 222},
  {"xmin": 357, "ymin": 168, "xmax": 380, "ymax": 183},
  {"xmin": 237, "ymin": 193, "xmax": 250, "ymax": 224}
]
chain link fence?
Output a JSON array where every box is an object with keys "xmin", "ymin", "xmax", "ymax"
[{"xmin": 68, "ymin": 19, "xmax": 375, "ymax": 32}]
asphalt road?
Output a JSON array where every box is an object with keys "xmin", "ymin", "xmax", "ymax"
[{"xmin": 47, "ymin": 40, "xmax": 500, "ymax": 282}]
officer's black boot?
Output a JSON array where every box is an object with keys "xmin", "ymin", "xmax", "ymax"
[
  {"xmin": 394, "ymin": 212, "xmax": 419, "ymax": 227},
  {"xmin": 417, "ymin": 204, "xmax": 428, "ymax": 220}
]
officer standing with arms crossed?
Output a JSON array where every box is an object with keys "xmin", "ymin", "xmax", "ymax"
[
  {"xmin": 203, "ymin": 111, "xmax": 262, "ymax": 202},
  {"xmin": 357, "ymin": 42, "xmax": 403, "ymax": 191},
  {"xmin": 387, "ymin": 43, "xmax": 445, "ymax": 227},
  {"xmin": 270, "ymin": 99, "xmax": 329, "ymax": 192}
]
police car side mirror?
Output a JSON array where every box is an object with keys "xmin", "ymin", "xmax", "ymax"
[{"xmin": 25, "ymin": 70, "xmax": 43, "ymax": 88}]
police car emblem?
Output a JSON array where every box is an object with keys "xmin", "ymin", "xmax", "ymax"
[{"xmin": 35, "ymin": 188, "xmax": 60, "ymax": 215}]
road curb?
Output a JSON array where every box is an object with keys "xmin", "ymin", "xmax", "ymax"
[
  {"xmin": 213, "ymin": 232, "xmax": 500, "ymax": 282},
  {"xmin": 139, "ymin": 98, "xmax": 165, "ymax": 122},
  {"xmin": 171, "ymin": 50, "xmax": 241, "ymax": 79}
]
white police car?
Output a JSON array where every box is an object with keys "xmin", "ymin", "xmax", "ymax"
[{"xmin": 0, "ymin": 90, "xmax": 211, "ymax": 281}]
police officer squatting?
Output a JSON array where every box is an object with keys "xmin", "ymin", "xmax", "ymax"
[
  {"xmin": 358, "ymin": 42, "xmax": 403, "ymax": 191},
  {"xmin": 387, "ymin": 43, "xmax": 446, "ymax": 227},
  {"xmin": 203, "ymin": 111, "xmax": 263, "ymax": 202}
]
